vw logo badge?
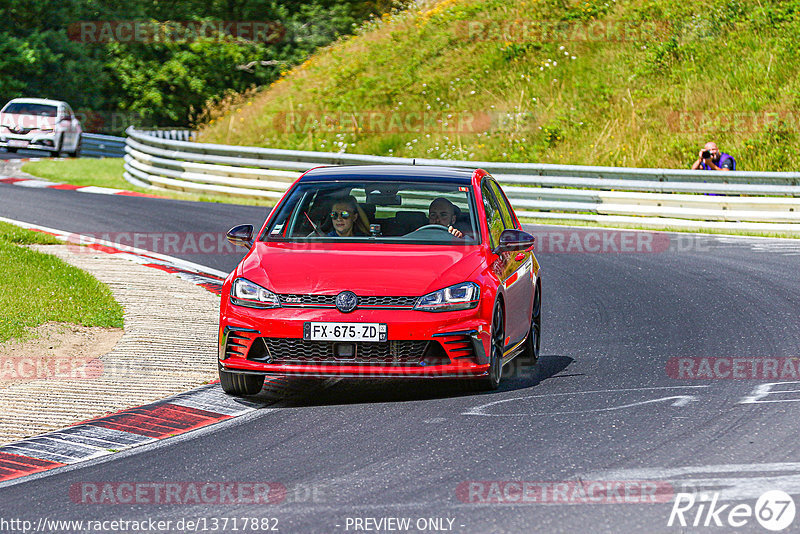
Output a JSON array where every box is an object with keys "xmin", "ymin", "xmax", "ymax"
[{"xmin": 335, "ymin": 291, "xmax": 358, "ymax": 313}]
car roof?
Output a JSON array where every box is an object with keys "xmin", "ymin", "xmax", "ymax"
[
  {"xmin": 3, "ymin": 98, "xmax": 65, "ymax": 107},
  {"xmin": 299, "ymin": 165, "xmax": 478, "ymax": 185}
]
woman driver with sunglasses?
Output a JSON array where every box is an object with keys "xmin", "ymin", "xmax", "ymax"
[{"xmin": 327, "ymin": 196, "xmax": 369, "ymax": 237}]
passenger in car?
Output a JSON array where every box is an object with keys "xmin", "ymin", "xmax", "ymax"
[
  {"xmin": 428, "ymin": 198, "xmax": 464, "ymax": 238},
  {"xmin": 327, "ymin": 196, "xmax": 370, "ymax": 237}
]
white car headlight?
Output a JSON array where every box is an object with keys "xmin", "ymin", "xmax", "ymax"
[
  {"xmin": 414, "ymin": 282, "xmax": 480, "ymax": 312},
  {"xmin": 230, "ymin": 278, "xmax": 280, "ymax": 309}
]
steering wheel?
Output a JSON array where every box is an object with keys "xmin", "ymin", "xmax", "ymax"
[
  {"xmin": 404, "ymin": 224, "xmax": 455, "ymax": 238},
  {"xmin": 303, "ymin": 210, "xmax": 326, "ymax": 237}
]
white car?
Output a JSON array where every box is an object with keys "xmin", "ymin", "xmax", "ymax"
[{"xmin": 0, "ymin": 98, "xmax": 82, "ymax": 157}]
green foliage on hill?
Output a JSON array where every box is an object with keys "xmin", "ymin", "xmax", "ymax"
[
  {"xmin": 197, "ymin": 0, "xmax": 800, "ymax": 170},
  {"xmin": 0, "ymin": 0, "xmax": 399, "ymax": 132}
]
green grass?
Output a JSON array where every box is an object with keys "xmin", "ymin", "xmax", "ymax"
[
  {"xmin": 22, "ymin": 159, "xmax": 133, "ymax": 189},
  {"xmin": 196, "ymin": 0, "xmax": 800, "ymax": 171},
  {"xmin": 0, "ymin": 221, "xmax": 61, "ymax": 246},
  {"xmin": 21, "ymin": 159, "xmax": 273, "ymax": 206},
  {"xmin": 188, "ymin": 0, "xmax": 800, "ymax": 238},
  {"xmin": 0, "ymin": 222, "xmax": 124, "ymax": 342}
]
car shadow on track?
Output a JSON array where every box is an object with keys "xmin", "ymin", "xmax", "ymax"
[{"xmin": 247, "ymin": 354, "xmax": 576, "ymax": 407}]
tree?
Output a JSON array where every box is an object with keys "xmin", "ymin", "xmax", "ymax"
[{"xmin": 0, "ymin": 0, "xmax": 400, "ymax": 131}]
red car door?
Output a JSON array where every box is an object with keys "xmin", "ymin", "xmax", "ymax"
[{"xmin": 480, "ymin": 179, "xmax": 531, "ymax": 348}]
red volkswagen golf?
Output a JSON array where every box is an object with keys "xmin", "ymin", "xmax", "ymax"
[{"xmin": 219, "ymin": 165, "xmax": 541, "ymax": 394}]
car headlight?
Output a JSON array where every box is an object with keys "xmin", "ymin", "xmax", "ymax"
[
  {"xmin": 414, "ymin": 282, "xmax": 480, "ymax": 312},
  {"xmin": 230, "ymin": 278, "xmax": 280, "ymax": 309}
]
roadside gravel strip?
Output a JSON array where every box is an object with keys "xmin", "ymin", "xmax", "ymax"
[
  {"xmin": 0, "ymin": 243, "xmax": 221, "ymax": 443},
  {"xmin": 0, "ymin": 158, "xmax": 40, "ymax": 179}
]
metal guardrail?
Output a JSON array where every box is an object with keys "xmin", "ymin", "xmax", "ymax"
[
  {"xmin": 82, "ymin": 130, "xmax": 194, "ymax": 158},
  {"xmin": 123, "ymin": 127, "xmax": 800, "ymax": 232},
  {"xmin": 135, "ymin": 129, "xmax": 196, "ymax": 142},
  {"xmin": 81, "ymin": 133, "xmax": 126, "ymax": 158}
]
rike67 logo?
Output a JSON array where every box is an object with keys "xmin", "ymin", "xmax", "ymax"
[{"xmin": 668, "ymin": 490, "xmax": 796, "ymax": 531}]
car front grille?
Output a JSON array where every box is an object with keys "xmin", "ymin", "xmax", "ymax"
[
  {"xmin": 279, "ymin": 294, "xmax": 336, "ymax": 306},
  {"xmin": 248, "ymin": 338, "xmax": 442, "ymax": 366},
  {"xmin": 278, "ymin": 294, "xmax": 418, "ymax": 309}
]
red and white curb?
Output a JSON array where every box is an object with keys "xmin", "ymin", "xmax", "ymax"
[
  {"xmin": 0, "ymin": 175, "xmax": 163, "ymax": 198},
  {"xmin": 0, "ymin": 385, "xmax": 259, "ymax": 483},
  {"xmin": 0, "ymin": 217, "xmax": 282, "ymax": 484},
  {"xmin": 0, "ymin": 157, "xmax": 40, "ymax": 163}
]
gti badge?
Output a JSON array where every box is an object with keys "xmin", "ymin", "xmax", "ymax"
[{"xmin": 335, "ymin": 291, "xmax": 358, "ymax": 313}]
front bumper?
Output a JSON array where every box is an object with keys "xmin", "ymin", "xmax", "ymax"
[
  {"xmin": 0, "ymin": 132, "xmax": 57, "ymax": 151},
  {"xmin": 219, "ymin": 305, "xmax": 493, "ymax": 379}
]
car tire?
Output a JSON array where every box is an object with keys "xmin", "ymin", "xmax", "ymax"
[
  {"xmin": 521, "ymin": 282, "xmax": 541, "ymax": 366},
  {"xmin": 68, "ymin": 140, "xmax": 81, "ymax": 158},
  {"xmin": 219, "ymin": 365, "xmax": 264, "ymax": 396},
  {"xmin": 467, "ymin": 300, "xmax": 504, "ymax": 391},
  {"xmin": 50, "ymin": 136, "xmax": 61, "ymax": 157}
]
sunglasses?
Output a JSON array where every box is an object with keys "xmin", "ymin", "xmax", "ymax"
[{"xmin": 330, "ymin": 210, "xmax": 352, "ymax": 220}]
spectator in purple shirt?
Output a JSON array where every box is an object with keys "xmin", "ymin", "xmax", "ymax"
[{"xmin": 691, "ymin": 142, "xmax": 736, "ymax": 171}]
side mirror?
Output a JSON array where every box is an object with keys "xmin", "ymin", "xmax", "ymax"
[
  {"xmin": 496, "ymin": 229, "xmax": 535, "ymax": 253},
  {"xmin": 226, "ymin": 224, "xmax": 254, "ymax": 249}
]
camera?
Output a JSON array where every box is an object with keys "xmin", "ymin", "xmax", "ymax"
[{"xmin": 701, "ymin": 150, "xmax": 711, "ymax": 159}]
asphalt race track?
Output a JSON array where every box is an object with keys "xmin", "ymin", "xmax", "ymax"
[{"xmin": 1, "ymin": 182, "xmax": 800, "ymax": 533}]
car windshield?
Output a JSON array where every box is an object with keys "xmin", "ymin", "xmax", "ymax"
[
  {"xmin": 262, "ymin": 180, "xmax": 479, "ymax": 245},
  {"xmin": 1, "ymin": 103, "xmax": 58, "ymax": 117}
]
